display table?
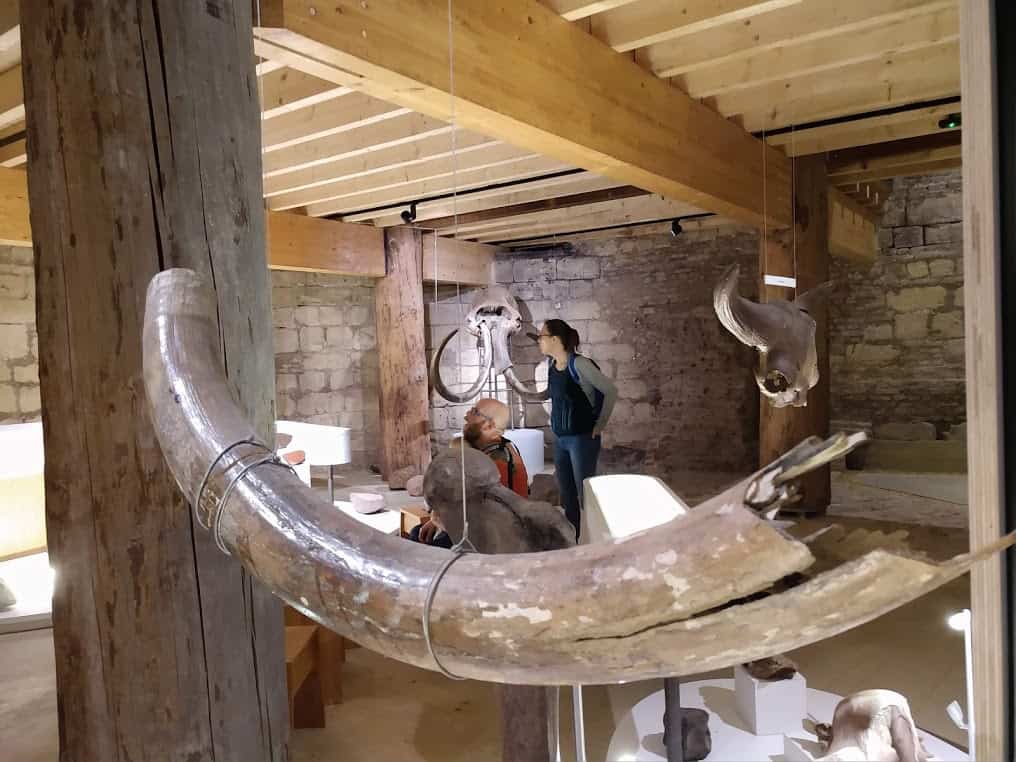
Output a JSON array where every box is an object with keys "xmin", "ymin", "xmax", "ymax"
[
  {"xmin": 333, "ymin": 500, "xmax": 402, "ymax": 536},
  {"xmin": 607, "ymin": 677, "xmax": 968, "ymax": 761}
]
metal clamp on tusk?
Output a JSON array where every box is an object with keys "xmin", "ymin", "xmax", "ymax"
[{"xmin": 194, "ymin": 438, "xmax": 297, "ymax": 555}]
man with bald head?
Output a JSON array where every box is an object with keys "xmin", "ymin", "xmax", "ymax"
[{"xmin": 412, "ymin": 397, "xmax": 529, "ymax": 546}]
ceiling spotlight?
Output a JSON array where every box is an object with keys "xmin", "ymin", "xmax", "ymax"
[
  {"xmin": 938, "ymin": 113, "xmax": 961, "ymax": 130},
  {"xmin": 400, "ymin": 202, "xmax": 418, "ymax": 224},
  {"xmin": 670, "ymin": 219, "xmax": 683, "ymax": 237}
]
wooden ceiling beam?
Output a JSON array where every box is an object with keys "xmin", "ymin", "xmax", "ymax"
[
  {"xmin": 266, "ymin": 210, "xmax": 385, "ymax": 276},
  {"xmin": 502, "ymin": 215, "xmax": 740, "ymax": 247},
  {"xmin": 270, "ymin": 142, "xmax": 533, "ymax": 212},
  {"xmin": 739, "ymin": 75, "xmax": 959, "ymax": 133},
  {"xmin": 827, "ymin": 132, "xmax": 962, "ymax": 184},
  {"xmin": 676, "ymin": 7, "xmax": 958, "ymax": 100},
  {"xmin": 541, "ymin": 0, "xmax": 640, "ymax": 22},
  {"xmin": 424, "ymin": 185, "xmax": 647, "ymax": 232},
  {"xmin": 466, "ymin": 195, "xmax": 702, "ymax": 242},
  {"xmin": 264, "ymin": 129, "xmax": 488, "ymax": 196},
  {"xmin": 261, "ymin": 92, "xmax": 410, "ymax": 153},
  {"xmin": 640, "ymin": 0, "xmax": 954, "ymax": 78},
  {"xmin": 307, "ymin": 157, "xmax": 573, "ymax": 217},
  {"xmin": 828, "ymin": 186, "xmax": 877, "ymax": 263},
  {"xmin": 259, "ymin": 67, "xmax": 351, "ymax": 120},
  {"xmin": 588, "ymin": 0, "xmax": 802, "ymax": 53},
  {"xmin": 256, "ymin": 0, "xmax": 790, "ymax": 228},
  {"xmin": 422, "ymin": 234, "xmax": 495, "ymax": 286},
  {"xmin": 712, "ymin": 41, "xmax": 959, "ymax": 121},
  {"xmin": 263, "ymin": 113, "xmax": 452, "ymax": 177},
  {"xmin": 345, "ymin": 173, "xmax": 624, "ymax": 227},
  {"xmin": 765, "ymin": 102, "xmax": 961, "ymax": 156}
]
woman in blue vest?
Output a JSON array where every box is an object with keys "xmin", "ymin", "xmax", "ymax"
[{"xmin": 535, "ymin": 319, "xmax": 617, "ymax": 540}]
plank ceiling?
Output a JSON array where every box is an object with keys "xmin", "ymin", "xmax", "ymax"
[{"xmin": 0, "ymin": 0, "xmax": 962, "ymax": 247}]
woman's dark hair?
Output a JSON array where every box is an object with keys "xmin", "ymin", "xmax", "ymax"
[{"xmin": 544, "ymin": 318, "xmax": 581, "ymax": 354}]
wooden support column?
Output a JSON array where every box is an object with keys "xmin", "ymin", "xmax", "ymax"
[
  {"xmin": 22, "ymin": 2, "xmax": 287, "ymax": 759},
  {"xmin": 375, "ymin": 227, "xmax": 431, "ymax": 488},
  {"xmin": 759, "ymin": 156, "xmax": 831, "ymax": 513}
]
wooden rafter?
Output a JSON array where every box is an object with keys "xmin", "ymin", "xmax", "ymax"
[
  {"xmin": 424, "ymin": 185, "xmax": 647, "ymax": 231},
  {"xmin": 711, "ymin": 41, "xmax": 959, "ymax": 121},
  {"xmin": 343, "ymin": 173, "xmax": 625, "ymax": 226},
  {"xmin": 307, "ymin": 157, "xmax": 572, "ymax": 218},
  {"xmin": 261, "ymin": 92, "xmax": 410, "ymax": 153},
  {"xmin": 503, "ymin": 214, "xmax": 739, "ymax": 247},
  {"xmin": 270, "ymin": 141, "xmax": 533, "ymax": 212},
  {"xmin": 541, "ymin": 0, "xmax": 640, "ymax": 22},
  {"xmin": 766, "ymin": 101, "xmax": 961, "ymax": 156},
  {"xmin": 638, "ymin": 0, "xmax": 955, "ymax": 77},
  {"xmin": 256, "ymin": 0, "xmax": 791, "ymax": 228},
  {"xmin": 586, "ymin": 0, "xmax": 803, "ymax": 53},
  {"xmin": 827, "ymin": 131, "xmax": 962, "ymax": 185},
  {"xmin": 259, "ymin": 67, "xmax": 350, "ymax": 120},
  {"xmin": 675, "ymin": 6, "xmax": 958, "ymax": 100}
]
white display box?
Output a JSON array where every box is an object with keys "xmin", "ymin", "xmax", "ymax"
[{"xmin": 734, "ymin": 664, "xmax": 807, "ymax": 736}]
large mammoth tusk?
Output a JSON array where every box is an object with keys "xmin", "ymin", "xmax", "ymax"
[
  {"xmin": 713, "ymin": 263, "xmax": 785, "ymax": 351},
  {"xmin": 489, "ymin": 321, "xmax": 550, "ymax": 402},
  {"xmin": 428, "ymin": 324, "xmax": 493, "ymax": 404},
  {"xmin": 143, "ymin": 268, "xmax": 1012, "ymax": 685}
]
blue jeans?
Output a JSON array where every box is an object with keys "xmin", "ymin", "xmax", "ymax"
[{"xmin": 554, "ymin": 434, "xmax": 601, "ymax": 541}]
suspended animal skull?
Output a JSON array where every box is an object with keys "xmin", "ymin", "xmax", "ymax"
[
  {"xmin": 430, "ymin": 285, "xmax": 548, "ymax": 403},
  {"xmin": 813, "ymin": 690, "xmax": 930, "ymax": 762},
  {"xmin": 713, "ymin": 264, "xmax": 833, "ymax": 408}
]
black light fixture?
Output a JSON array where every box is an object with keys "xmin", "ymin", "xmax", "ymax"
[
  {"xmin": 400, "ymin": 202, "xmax": 418, "ymax": 224},
  {"xmin": 670, "ymin": 219, "xmax": 683, "ymax": 237},
  {"xmin": 938, "ymin": 113, "xmax": 961, "ymax": 130}
]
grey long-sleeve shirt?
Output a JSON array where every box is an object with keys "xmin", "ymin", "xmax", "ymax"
[{"xmin": 570, "ymin": 354, "xmax": 618, "ymax": 430}]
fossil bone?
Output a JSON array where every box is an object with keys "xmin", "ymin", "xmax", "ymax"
[
  {"xmin": 813, "ymin": 689, "xmax": 930, "ymax": 762},
  {"xmin": 429, "ymin": 286, "xmax": 548, "ymax": 403},
  {"xmin": 714, "ymin": 263, "xmax": 833, "ymax": 408},
  {"xmin": 143, "ymin": 268, "xmax": 1012, "ymax": 684}
]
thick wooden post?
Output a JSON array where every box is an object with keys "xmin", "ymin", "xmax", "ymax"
[
  {"xmin": 22, "ymin": 2, "xmax": 287, "ymax": 759},
  {"xmin": 376, "ymin": 227, "xmax": 431, "ymax": 487},
  {"xmin": 759, "ymin": 156, "xmax": 831, "ymax": 513}
]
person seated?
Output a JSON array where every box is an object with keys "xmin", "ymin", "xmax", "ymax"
[{"xmin": 411, "ymin": 398, "xmax": 528, "ymax": 547}]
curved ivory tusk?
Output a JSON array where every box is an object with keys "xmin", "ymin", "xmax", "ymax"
[
  {"xmin": 714, "ymin": 263, "xmax": 783, "ymax": 351},
  {"xmin": 143, "ymin": 268, "xmax": 1010, "ymax": 684},
  {"xmin": 428, "ymin": 324, "xmax": 493, "ymax": 403}
]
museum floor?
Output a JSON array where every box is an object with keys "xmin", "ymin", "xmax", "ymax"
[{"xmin": 0, "ymin": 470, "xmax": 970, "ymax": 762}]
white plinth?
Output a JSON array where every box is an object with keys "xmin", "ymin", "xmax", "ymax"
[
  {"xmin": 735, "ymin": 664, "xmax": 807, "ymax": 736},
  {"xmin": 503, "ymin": 428, "xmax": 544, "ymax": 483},
  {"xmin": 606, "ymin": 677, "xmax": 968, "ymax": 761}
]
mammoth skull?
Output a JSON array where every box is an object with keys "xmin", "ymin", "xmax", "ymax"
[
  {"xmin": 714, "ymin": 264, "xmax": 832, "ymax": 408},
  {"xmin": 429, "ymin": 286, "xmax": 548, "ymax": 403}
]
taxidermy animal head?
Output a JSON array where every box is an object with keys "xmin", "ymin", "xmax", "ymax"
[
  {"xmin": 713, "ymin": 264, "xmax": 833, "ymax": 408},
  {"xmin": 813, "ymin": 689, "xmax": 930, "ymax": 762}
]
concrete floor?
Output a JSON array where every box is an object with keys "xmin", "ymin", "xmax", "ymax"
[{"xmin": 0, "ymin": 471, "xmax": 971, "ymax": 761}]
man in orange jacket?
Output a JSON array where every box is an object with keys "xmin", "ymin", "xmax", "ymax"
[{"xmin": 413, "ymin": 398, "xmax": 528, "ymax": 546}]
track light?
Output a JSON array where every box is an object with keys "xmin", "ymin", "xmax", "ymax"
[
  {"xmin": 401, "ymin": 202, "xmax": 418, "ymax": 224},
  {"xmin": 670, "ymin": 219, "xmax": 683, "ymax": 237},
  {"xmin": 938, "ymin": 113, "xmax": 961, "ymax": 130}
]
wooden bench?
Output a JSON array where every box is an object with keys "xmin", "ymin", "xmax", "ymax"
[
  {"xmin": 285, "ymin": 625, "xmax": 324, "ymax": 728},
  {"xmin": 284, "ymin": 606, "xmax": 346, "ymax": 728}
]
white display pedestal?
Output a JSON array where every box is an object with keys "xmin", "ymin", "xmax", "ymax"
[
  {"xmin": 734, "ymin": 664, "xmax": 807, "ymax": 735},
  {"xmin": 607, "ymin": 677, "xmax": 968, "ymax": 761}
]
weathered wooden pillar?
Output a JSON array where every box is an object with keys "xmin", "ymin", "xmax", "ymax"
[
  {"xmin": 759, "ymin": 155, "xmax": 831, "ymax": 513},
  {"xmin": 376, "ymin": 227, "xmax": 432, "ymax": 487},
  {"xmin": 22, "ymin": 2, "xmax": 287, "ymax": 759}
]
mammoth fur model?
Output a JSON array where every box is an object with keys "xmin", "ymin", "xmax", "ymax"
[
  {"xmin": 429, "ymin": 286, "xmax": 548, "ymax": 403},
  {"xmin": 813, "ymin": 689, "xmax": 930, "ymax": 762},
  {"xmin": 714, "ymin": 264, "xmax": 833, "ymax": 408}
]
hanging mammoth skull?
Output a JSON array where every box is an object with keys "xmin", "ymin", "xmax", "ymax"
[
  {"xmin": 714, "ymin": 264, "xmax": 833, "ymax": 408},
  {"xmin": 429, "ymin": 286, "xmax": 548, "ymax": 403}
]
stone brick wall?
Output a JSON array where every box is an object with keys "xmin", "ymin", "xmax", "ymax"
[
  {"xmin": 829, "ymin": 170, "xmax": 965, "ymax": 436},
  {"xmin": 272, "ymin": 270, "xmax": 380, "ymax": 468},
  {"xmin": 0, "ymin": 246, "xmax": 39, "ymax": 423},
  {"xmin": 427, "ymin": 229, "xmax": 762, "ymax": 479}
]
